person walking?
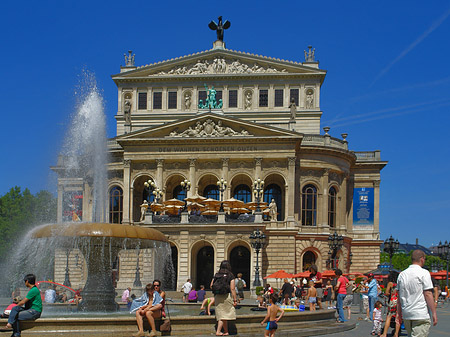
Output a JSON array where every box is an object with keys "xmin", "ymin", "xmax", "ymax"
[
  {"xmin": 210, "ymin": 260, "xmax": 237, "ymax": 336},
  {"xmin": 367, "ymin": 273, "xmax": 378, "ymax": 321},
  {"xmin": 397, "ymin": 249, "xmax": 437, "ymax": 337},
  {"xmin": 334, "ymin": 269, "xmax": 348, "ymax": 323},
  {"xmin": 181, "ymin": 279, "xmax": 192, "ymax": 303}
]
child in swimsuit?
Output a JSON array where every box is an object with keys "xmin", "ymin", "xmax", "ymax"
[
  {"xmin": 307, "ymin": 281, "xmax": 317, "ymax": 311},
  {"xmin": 261, "ymin": 293, "xmax": 284, "ymax": 337}
]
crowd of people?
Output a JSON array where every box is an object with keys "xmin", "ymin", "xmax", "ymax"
[{"xmin": 3, "ymin": 249, "xmax": 447, "ymax": 337}]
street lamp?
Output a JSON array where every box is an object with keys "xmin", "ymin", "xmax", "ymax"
[
  {"xmin": 143, "ymin": 179, "xmax": 156, "ymax": 201},
  {"xmin": 249, "ymin": 228, "xmax": 266, "ymax": 287},
  {"xmin": 180, "ymin": 179, "xmax": 191, "ymax": 212},
  {"xmin": 133, "ymin": 244, "xmax": 142, "ymax": 287},
  {"xmin": 253, "ymin": 178, "xmax": 264, "ymax": 212},
  {"xmin": 431, "ymin": 261, "xmax": 442, "ymax": 273},
  {"xmin": 217, "ymin": 178, "xmax": 227, "ymax": 212},
  {"xmin": 383, "ymin": 235, "xmax": 399, "ymax": 271},
  {"xmin": 63, "ymin": 248, "xmax": 71, "ymax": 287},
  {"xmin": 438, "ymin": 240, "xmax": 450, "ymax": 289},
  {"xmin": 152, "ymin": 187, "xmax": 163, "ymax": 204},
  {"xmin": 327, "ymin": 231, "xmax": 343, "ymax": 269}
]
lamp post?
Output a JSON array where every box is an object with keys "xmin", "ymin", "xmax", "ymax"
[
  {"xmin": 383, "ymin": 235, "xmax": 399, "ymax": 271},
  {"xmin": 143, "ymin": 179, "xmax": 156, "ymax": 202},
  {"xmin": 438, "ymin": 240, "xmax": 450, "ymax": 289},
  {"xmin": 63, "ymin": 248, "xmax": 71, "ymax": 287},
  {"xmin": 253, "ymin": 178, "xmax": 264, "ymax": 212},
  {"xmin": 249, "ymin": 228, "xmax": 266, "ymax": 287},
  {"xmin": 152, "ymin": 187, "xmax": 163, "ymax": 204},
  {"xmin": 431, "ymin": 261, "xmax": 442, "ymax": 273},
  {"xmin": 327, "ymin": 231, "xmax": 343, "ymax": 269},
  {"xmin": 217, "ymin": 178, "xmax": 227, "ymax": 212},
  {"xmin": 133, "ymin": 244, "xmax": 142, "ymax": 287},
  {"xmin": 180, "ymin": 179, "xmax": 191, "ymax": 212}
]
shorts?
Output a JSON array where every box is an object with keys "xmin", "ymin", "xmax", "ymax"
[
  {"xmin": 363, "ymin": 297, "xmax": 369, "ymax": 310},
  {"xmin": 309, "ymin": 297, "xmax": 317, "ymax": 304},
  {"xmin": 316, "ymin": 288, "xmax": 323, "ymax": 298},
  {"xmin": 266, "ymin": 320, "xmax": 278, "ymax": 330},
  {"xmin": 343, "ymin": 295, "xmax": 353, "ymax": 307}
]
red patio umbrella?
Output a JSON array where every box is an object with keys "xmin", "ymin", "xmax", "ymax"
[
  {"xmin": 263, "ymin": 270, "xmax": 293, "ymax": 279},
  {"xmin": 293, "ymin": 271, "xmax": 311, "ymax": 278},
  {"xmin": 321, "ymin": 270, "xmax": 336, "ymax": 278},
  {"xmin": 431, "ymin": 270, "xmax": 448, "ymax": 278}
]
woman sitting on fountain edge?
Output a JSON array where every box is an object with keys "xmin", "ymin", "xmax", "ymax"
[{"xmin": 132, "ymin": 283, "xmax": 163, "ymax": 337}]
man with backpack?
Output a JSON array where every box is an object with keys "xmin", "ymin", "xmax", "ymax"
[{"xmin": 235, "ymin": 273, "xmax": 246, "ymax": 303}]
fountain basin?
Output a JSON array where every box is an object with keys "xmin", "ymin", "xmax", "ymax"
[{"xmin": 0, "ymin": 309, "xmax": 354, "ymax": 336}]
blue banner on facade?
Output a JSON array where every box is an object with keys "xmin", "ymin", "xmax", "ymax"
[{"xmin": 353, "ymin": 188, "xmax": 374, "ymax": 226}]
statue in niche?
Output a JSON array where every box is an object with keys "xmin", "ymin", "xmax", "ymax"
[
  {"xmin": 289, "ymin": 97, "xmax": 297, "ymax": 122},
  {"xmin": 269, "ymin": 199, "xmax": 277, "ymax": 221},
  {"xmin": 140, "ymin": 200, "xmax": 149, "ymax": 222},
  {"xmin": 124, "ymin": 99, "xmax": 131, "ymax": 124},
  {"xmin": 306, "ymin": 91, "xmax": 314, "ymax": 109},
  {"xmin": 184, "ymin": 92, "xmax": 191, "ymax": 110},
  {"xmin": 244, "ymin": 91, "xmax": 252, "ymax": 109},
  {"xmin": 208, "ymin": 16, "xmax": 231, "ymax": 42}
]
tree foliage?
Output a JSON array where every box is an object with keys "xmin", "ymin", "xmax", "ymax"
[
  {"xmin": 0, "ymin": 187, "xmax": 56, "ymax": 260},
  {"xmin": 380, "ymin": 251, "xmax": 446, "ymax": 272}
]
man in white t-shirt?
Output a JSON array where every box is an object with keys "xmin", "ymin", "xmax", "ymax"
[
  {"xmin": 397, "ymin": 249, "xmax": 437, "ymax": 336},
  {"xmin": 181, "ymin": 279, "xmax": 192, "ymax": 303}
]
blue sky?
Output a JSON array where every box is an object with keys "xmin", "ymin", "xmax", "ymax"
[{"xmin": 1, "ymin": 1, "xmax": 449, "ymax": 247}]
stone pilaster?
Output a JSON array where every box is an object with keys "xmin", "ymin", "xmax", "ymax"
[
  {"xmin": 222, "ymin": 158, "xmax": 229, "ymax": 199},
  {"xmin": 286, "ymin": 157, "xmax": 296, "ymax": 221},
  {"xmin": 373, "ymin": 180, "xmax": 381, "ymax": 234},
  {"xmin": 178, "ymin": 231, "xmax": 190, "ymax": 290},
  {"xmin": 215, "ymin": 231, "xmax": 226, "ymax": 271},
  {"xmin": 189, "ymin": 159, "xmax": 197, "ymax": 197},
  {"xmin": 122, "ymin": 159, "xmax": 131, "ymax": 224},
  {"xmin": 321, "ymin": 169, "xmax": 329, "ymax": 227},
  {"xmin": 156, "ymin": 159, "xmax": 164, "ymax": 196}
]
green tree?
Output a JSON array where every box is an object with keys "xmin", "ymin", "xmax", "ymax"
[
  {"xmin": 380, "ymin": 251, "xmax": 445, "ymax": 272},
  {"xmin": 0, "ymin": 187, "xmax": 57, "ymax": 261}
]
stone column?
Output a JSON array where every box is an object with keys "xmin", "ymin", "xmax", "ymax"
[
  {"xmin": 156, "ymin": 159, "xmax": 164, "ymax": 194},
  {"xmin": 373, "ymin": 180, "xmax": 381, "ymax": 234},
  {"xmin": 57, "ymin": 184, "xmax": 63, "ymax": 223},
  {"xmin": 321, "ymin": 169, "xmax": 329, "ymax": 227},
  {"xmin": 215, "ymin": 231, "xmax": 226, "ymax": 271},
  {"xmin": 178, "ymin": 231, "xmax": 190, "ymax": 290},
  {"xmin": 342, "ymin": 174, "xmax": 349, "ymax": 232},
  {"xmin": 130, "ymin": 186, "xmax": 134, "ymax": 224},
  {"xmin": 222, "ymin": 158, "xmax": 229, "ymax": 199},
  {"xmin": 189, "ymin": 159, "xmax": 197, "ymax": 197},
  {"xmin": 286, "ymin": 157, "xmax": 296, "ymax": 221},
  {"xmin": 122, "ymin": 159, "xmax": 131, "ymax": 224}
]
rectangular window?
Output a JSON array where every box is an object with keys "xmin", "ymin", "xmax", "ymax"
[
  {"xmin": 153, "ymin": 92, "xmax": 162, "ymax": 109},
  {"xmin": 168, "ymin": 92, "xmax": 177, "ymax": 109},
  {"xmin": 290, "ymin": 89, "xmax": 299, "ymax": 106},
  {"xmin": 228, "ymin": 90, "xmax": 238, "ymax": 107},
  {"xmin": 216, "ymin": 90, "xmax": 222, "ymax": 102},
  {"xmin": 198, "ymin": 90, "xmax": 207, "ymax": 105},
  {"xmin": 138, "ymin": 92, "xmax": 147, "ymax": 110},
  {"xmin": 274, "ymin": 89, "xmax": 284, "ymax": 107},
  {"xmin": 259, "ymin": 89, "xmax": 268, "ymax": 107}
]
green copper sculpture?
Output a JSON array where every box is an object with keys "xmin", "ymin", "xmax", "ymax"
[{"xmin": 199, "ymin": 84, "xmax": 223, "ymax": 109}]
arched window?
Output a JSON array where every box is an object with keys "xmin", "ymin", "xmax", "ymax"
[
  {"xmin": 328, "ymin": 187, "xmax": 337, "ymax": 228},
  {"xmin": 302, "ymin": 251, "xmax": 316, "ymax": 271},
  {"xmin": 233, "ymin": 184, "xmax": 251, "ymax": 203},
  {"xmin": 173, "ymin": 185, "xmax": 186, "ymax": 201},
  {"xmin": 109, "ymin": 186, "xmax": 123, "ymax": 224},
  {"xmin": 302, "ymin": 184, "xmax": 317, "ymax": 226},
  {"xmin": 203, "ymin": 184, "xmax": 220, "ymax": 200},
  {"xmin": 264, "ymin": 183, "xmax": 283, "ymax": 221}
]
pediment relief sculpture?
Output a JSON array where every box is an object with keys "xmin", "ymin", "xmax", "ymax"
[
  {"xmin": 167, "ymin": 119, "xmax": 252, "ymax": 138},
  {"xmin": 156, "ymin": 58, "xmax": 287, "ymax": 76}
]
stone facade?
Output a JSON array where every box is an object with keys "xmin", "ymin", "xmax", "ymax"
[{"xmin": 53, "ymin": 40, "xmax": 387, "ymax": 292}]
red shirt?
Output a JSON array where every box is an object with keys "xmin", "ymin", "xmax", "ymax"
[{"xmin": 337, "ymin": 276, "xmax": 349, "ymax": 294}]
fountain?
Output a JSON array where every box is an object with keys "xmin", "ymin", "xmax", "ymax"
[{"xmin": 5, "ymin": 72, "xmax": 172, "ymax": 312}]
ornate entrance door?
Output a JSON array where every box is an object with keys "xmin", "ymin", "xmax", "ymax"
[
  {"xmin": 196, "ymin": 246, "xmax": 214, "ymax": 289},
  {"xmin": 230, "ymin": 246, "xmax": 250, "ymax": 287}
]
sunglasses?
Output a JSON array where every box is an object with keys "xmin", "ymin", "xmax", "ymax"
[{"xmin": 154, "ymin": 284, "xmax": 160, "ymax": 287}]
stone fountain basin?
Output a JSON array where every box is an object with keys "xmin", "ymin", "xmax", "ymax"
[{"xmin": 0, "ymin": 309, "xmax": 355, "ymax": 336}]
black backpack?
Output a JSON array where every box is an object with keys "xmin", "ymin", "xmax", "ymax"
[
  {"xmin": 212, "ymin": 273, "xmax": 231, "ymax": 295},
  {"xmin": 295, "ymin": 286, "xmax": 302, "ymax": 298}
]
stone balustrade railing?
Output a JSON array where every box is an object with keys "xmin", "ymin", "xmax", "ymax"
[
  {"xmin": 353, "ymin": 150, "xmax": 381, "ymax": 161},
  {"xmin": 302, "ymin": 134, "xmax": 348, "ymax": 150}
]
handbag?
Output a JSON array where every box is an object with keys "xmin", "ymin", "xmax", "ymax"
[{"xmin": 160, "ymin": 299, "xmax": 171, "ymax": 333}]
